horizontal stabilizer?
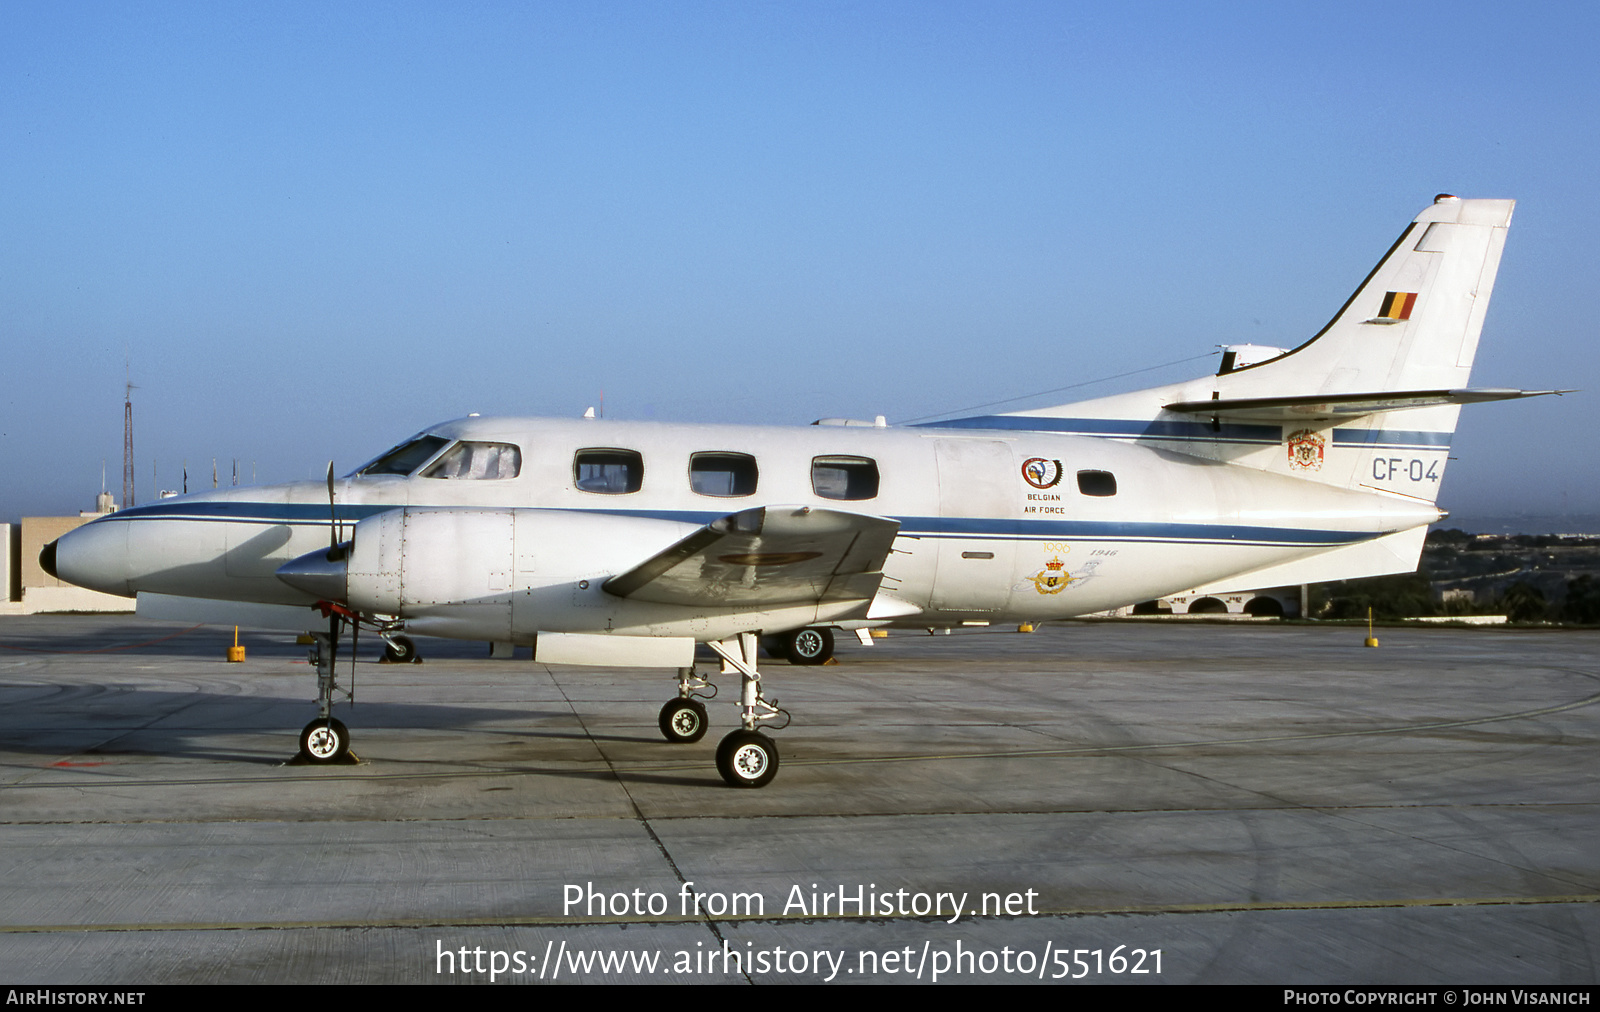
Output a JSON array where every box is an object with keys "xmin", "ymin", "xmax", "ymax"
[
  {"xmin": 1163, "ymin": 388, "xmax": 1567, "ymax": 423},
  {"xmin": 603, "ymin": 505, "xmax": 901, "ymax": 607}
]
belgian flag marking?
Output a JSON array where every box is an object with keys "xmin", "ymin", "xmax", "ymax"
[{"xmin": 1378, "ymin": 291, "xmax": 1417, "ymax": 320}]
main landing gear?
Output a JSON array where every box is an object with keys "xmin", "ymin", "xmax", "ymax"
[
  {"xmin": 658, "ymin": 666, "xmax": 714, "ymax": 744},
  {"xmin": 763, "ymin": 627, "xmax": 836, "ymax": 665},
  {"xmin": 709, "ymin": 631, "xmax": 787, "ymax": 788},
  {"xmin": 380, "ymin": 633, "xmax": 419, "ymax": 664},
  {"xmin": 655, "ymin": 631, "xmax": 789, "ymax": 787}
]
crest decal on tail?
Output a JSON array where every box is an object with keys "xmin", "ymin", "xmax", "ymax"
[{"xmin": 1287, "ymin": 429, "xmax": 1326, "ymax": 471}]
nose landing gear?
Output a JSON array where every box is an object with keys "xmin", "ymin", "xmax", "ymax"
[
  {"xmin": 296, "ymin": 623, "xmax": 357, "ymax": 764},
  {"xmin": 299, "ymin": 717, "xmax": 350, "ymax": 763}
]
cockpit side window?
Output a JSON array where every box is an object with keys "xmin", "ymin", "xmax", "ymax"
[
  {"xmin": 421, "ymin": 441, "xmax": 522, "ymax": 480},
  {"xmin": 812, "ymin": 455, "xmax": 879, "ymax": 500},
  {"xmin": 354, "ymin": 435, "xmax": 451, "ymax": 476},
  {"xmin": 575, "ymin": 449, "xmax": 643, "ymax": 494}
]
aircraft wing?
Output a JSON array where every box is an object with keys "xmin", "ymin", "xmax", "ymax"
[
  {"xmin": 1162, "ymin": 387, "xmax": 1567, "ymax": 422},
  {"xmin": 603, "ymin": 505, "xmax": 901, "ymax": 607}
]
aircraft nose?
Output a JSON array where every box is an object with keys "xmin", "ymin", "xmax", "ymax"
[
  {"xmin": 276, "ymin": 544, "xmax": 350, "ymax": 602},
  {"xmin": 50, "ymin": 519, "xmax": 134, "ymax": 597}
]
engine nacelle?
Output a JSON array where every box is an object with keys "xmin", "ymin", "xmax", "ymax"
[{"xmin": 280, "ymin": 507, "xmax": 699, "ymax": 641}]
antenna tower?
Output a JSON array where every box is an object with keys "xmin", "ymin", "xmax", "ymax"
[{"xmin": 122, "ymin": 370, "xmax": 137, "ymax": 509}]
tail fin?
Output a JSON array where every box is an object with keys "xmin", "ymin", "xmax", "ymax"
[
  {"xmin": 1212, "ymin": 194, "xmax": 1513, "ymax": 396},
  {"xmin": 941, "ymin": 196, "xmax": 1555, "ymax": 505}
]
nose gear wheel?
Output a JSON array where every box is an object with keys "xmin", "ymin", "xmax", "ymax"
[{"xmin": 299, "ymin": 717, "xmax": 351, "ymax": 763}]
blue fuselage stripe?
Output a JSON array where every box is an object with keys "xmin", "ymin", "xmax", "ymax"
[
  {"xmin": 919, "ymin": 415, "xmax": 1451, "ymax": 450},
  {"xmin": 922, "ymin": 415, "xmax": 1281, "ymax": 443},
  {"xmin": 92, "ymin": 502, "xmax": 1379, "ymax": 548}
]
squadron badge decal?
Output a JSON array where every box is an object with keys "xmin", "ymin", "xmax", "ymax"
[
  {"xmin": 1031, "ymin": 556, "xmax": 1071, "ymax": 594},
  {"xmin": 1022, "ymin": 458, "xmax": 1064, "ymax": 489},
  {"xmin": 1286, "ymin": 429, "xmax": 1325, "ymax": 471}
]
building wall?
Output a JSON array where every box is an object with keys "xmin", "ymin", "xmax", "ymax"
[
  {"xmin": 5, "ymin": 516, "xmax": 134, "ymax": 614},
  {"xmin": 2, "ymin": 524, "xmax": 17, "ymax": 602},
  {"xmin": 1108, "ymin": 586, "xmax": 1303, "ymax": 618},
  {"xmin": 20, "ymin": 516, "xmax": 91, "ymax": 588}
]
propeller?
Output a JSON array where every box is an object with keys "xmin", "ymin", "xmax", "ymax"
[
  {"xmin": 324, "ymin": 461, "xmax": 343, "ymax": 687},
  {"xmin": 277, "ymin": 461, "xmax": 353, "ymax": 603},
  {"xmin": 326, "ymin": 461, "xmax": 339, "ymax": 549}
]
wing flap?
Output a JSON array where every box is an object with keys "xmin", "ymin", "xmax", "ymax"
[{"xmin": 603, "ymin": 506, "xmax": 901, "ymax": 607}]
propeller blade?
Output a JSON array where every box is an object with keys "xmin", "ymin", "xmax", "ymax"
[{"xmin": 326, "ymin": 461, "xmax": 338, "ymax": 549}]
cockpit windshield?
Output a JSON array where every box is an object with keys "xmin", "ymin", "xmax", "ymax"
[{"xmin": 352, "ymin": 435, "xmax": 451, "ymax": 476}]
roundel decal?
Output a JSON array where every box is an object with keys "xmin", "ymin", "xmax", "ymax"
[{"xmin": 1021, "ymin": 457, "xmax": 1064, "ymax": 489}]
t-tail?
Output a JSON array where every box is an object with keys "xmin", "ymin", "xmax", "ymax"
[{"xmin": 939, "ymin": 195, "xmax": 1560, "ymax": 506}]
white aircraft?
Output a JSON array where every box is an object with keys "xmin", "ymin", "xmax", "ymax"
[{"xmin": 45, "ymin": 195, "xmax": 1558, "ymax": 787}]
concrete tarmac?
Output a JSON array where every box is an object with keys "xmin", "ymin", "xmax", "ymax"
[{"xmin": 1, "ymin": 615, "xmax": 1596, "ymax": 985}]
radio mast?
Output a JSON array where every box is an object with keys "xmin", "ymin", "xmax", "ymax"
[{"xmin": 122, "ymin": 366, "xmax": 137, "ymax": 509}]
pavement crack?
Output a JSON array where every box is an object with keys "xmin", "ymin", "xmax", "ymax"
[{"xmin": 541, "ymin": 665, "xmax": 753, "ymax": 984}]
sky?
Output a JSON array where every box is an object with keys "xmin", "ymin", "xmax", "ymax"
[{"xmin": 3, "ymin": 1, "xmax": 1596, "ymax": 526}]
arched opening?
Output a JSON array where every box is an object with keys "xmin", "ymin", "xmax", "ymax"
[
  {"xmin": 1131, "ymin": 600, "xmax": 1165, "ymax": 615},
  {"xmin": 1187, "ymin": 597, "xmax": 1229, "ymax": 614},
  {"xmin": 1243, "ymin": 596, "xmax": 1284, "ymax": 618}
]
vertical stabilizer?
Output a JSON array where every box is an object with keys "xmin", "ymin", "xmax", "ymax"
[
  {"xmin": 938, "ymin": 196, "xmax": 1517, "ymax": 506},
  {"xmin": 1212, "ymin": 194, "xmax": 1513, "ymax": 396}
]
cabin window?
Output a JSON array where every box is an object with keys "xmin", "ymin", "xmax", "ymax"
[
  {"xmin": 690, "ymin": 452, "xmax": 758, "ymax": 497},
  {"xmin": 421, "ymin": 441, "xmax": 522, "ymax": 480},
  {"xmin": 575, "ymin": 449, "xmax": 643, "ymax": 494},
  {"xmin": 354, "ymin": 435, "xmax": 451, "ymax": 476},
  {"xmin": 812, "ymin": 455, "xmax": 879, "ymax": 500},
  {"xmin": 1077, "ymin": 470, "xmax": 1117, "ymax": 497}
]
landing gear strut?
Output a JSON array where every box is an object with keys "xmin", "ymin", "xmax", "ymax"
[{"xmin": 707, "ymin": 631, "xmax": 787, "ymax": 788}]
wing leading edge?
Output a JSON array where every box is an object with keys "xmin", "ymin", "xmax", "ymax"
[{"xmin": 603, "ymin": 505, "xmax": 901, "ymax": 607}]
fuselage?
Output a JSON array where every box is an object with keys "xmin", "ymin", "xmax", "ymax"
[{"xmin": 51, "ymin": 414, "xmax": 1442, "ymax": 637}]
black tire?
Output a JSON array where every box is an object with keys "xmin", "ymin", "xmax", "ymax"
[
  {"xmin": 783, "ymin": 627, "xmax": 834, "ymax": 665},
  {"xmin": 658, "ymin": 698, "xmax": 708, "ymax": 744},
  {"xmin": 299, "ymin": 717, "xmax": 350, "ymax": 763},
  {"xmin": 383, "ymin": 635, "xmax": 417, "ymax": 663},
  {"xmin": 715, "ymin": 729, "xmax": 779, "ymax": 788}
]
